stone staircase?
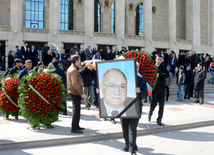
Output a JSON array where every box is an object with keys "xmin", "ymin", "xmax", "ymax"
[{"xmin": 0, "ymin": 71, "xmax": 213, "ymax": 94}]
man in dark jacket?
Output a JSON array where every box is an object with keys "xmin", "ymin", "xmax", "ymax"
[
  {"xmin": 0, "ymin": 42, "xmax": 5, "ymax": 71},
  {"xmin": 21, "ymin": 42, "xmax": 28, "ymax": 61},
  {"xmin": 176, "ymin": 67, "xmax": 186, "ymax": 101},
  {"xmin": 42, "ymin": 43, "xmax": 50, "ymax": 55},
  {"xmin": 18, "ymin": 60, "xmax": 32, "ymax": 82},
  {"xmin": 51, "ymin": 60, "xmax": 67, "ymax": 115},
  {"xmin": 164, "ymin": 51, "xmax": 168, "ymax": 66},
  {"xmin": 4, "ymin": 58, "xmax": 23, "ymax": 78},
  {"xmin": 79, "ymin": 62, "xmax": 95, "ymax": 110},
  {"xmin": 194, "ymin": 63, "xmax": 206, "ymax": 104},
  {"xmin": 8, "ymin": 50, "xmax": 14, "ymax": 68},
  {"xmin": 169, "ymin": 53, "xmax": 177, "ymax": 77},
  {"xmin": 44, "ymin": 50, "xmax": 56, "ymax": 66},
  {"xmin": 64, "ymin": 56, "xmax": 71, "ymax": 71},
  {"xmin": 178, "ymin": 52, "xmax": 186, "ymax": 67},
  {"xmin": 148, "ymin": 55, "xmax": 169, "ymax": 127},
  {"xmin": 184, "ymin": 66, "xmax": 192, "ymax": 99},
  {"xmin": 151, "ymin": 49, "xmax": 158, "ymax": 61},
  {"xmin": 120, "ymin": 62, "xmax": 148, "ymax": 155},
  {"xmin": 15, "ymin": 46, "xmax": 22, "ymax": 60},
  {"xmin": 190, "ymin": 51, "xmax": 197, "ymax": 70},
  {"xmin": 30, "ymin": 45, "xmax": 38, "ymax": 68},
  {"xmin": 103, "ymin": 49, "xmax": 114, "ymax": 60}
]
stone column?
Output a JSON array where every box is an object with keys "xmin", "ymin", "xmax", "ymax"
[
  {"xmin": 84, "ymin": 0, "xmax": 95, "ymax": 49},
  {"xmin": 168, "ymin": 0, "xmax": 178, "ymax": 53},
  {"xmin": 144, "ymin": 0, "xmax": 153, "ymax": 53},
  {"xmin": 209, "ymin": 0, "xmax": 214, "ymax": 46},
  {"xmin": 103, "ymin": 6, "xmax": 111, "ymax": 33},
  {"xmin": 186, "ymin": 0, "xmax": 201, "ymax": 52},
  {"xmin": 10, "ymin": 0, "xmax": 23, "ymax": 48},
  {"xmin": 48, "ymin": 0, "xmax": 61, "ymax": 50},
  {"xmin": 115, "ymin": 0, "xmax": 125, "ymax": 49}
]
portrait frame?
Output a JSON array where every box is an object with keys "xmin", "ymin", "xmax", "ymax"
[{"xmin": 96, "ymin": 58, "xmax": 140, "ymax": 119}]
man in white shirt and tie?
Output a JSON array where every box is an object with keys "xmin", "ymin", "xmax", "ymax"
[
  {"xmin": 85, "ymin": 45, "xmax": 93, "ymax": 60},
  {"xmin": 21, "ymin": 42, "xmax": 28, "ymax": 61}
]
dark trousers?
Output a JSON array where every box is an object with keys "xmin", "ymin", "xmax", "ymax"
[
  {"xmin": 191, "ymin": 84, "xmax": 194, "ymax": 97},
  {"xmin": 149, "ymin": 89, "xmax": 165, "ymax": 122},
  {"xmin": 120, "ymin": 118, "xmax": 139, "ymax": 152},
  {"xmin": 165, "ymin": 86, "xmax": 169, "ymax": 99},
  {"xmin": 185, "ymin": 84, "xmax": 191, "ymax": 98},
  {"xmin": 170, "ymin": 65, "xmax": 175, "ymax": 77},
  {"xmin": 191, "ymin": 63, "xmax": 196, "ymax": 71},
  {"xmin": 70, "ymin": 93, "xmax": 81, "ymax": 131},
  {"xmin": 196, "ymin": 89, "xmax": 204, "ymax": 102},
  {"xmin": 93, "ymin": 85, "xmax": 99, "ymax": 107}
]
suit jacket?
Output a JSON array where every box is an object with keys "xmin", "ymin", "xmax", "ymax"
[
  {"xmin": 85, "ymin": 48, "xmax": 93, "ymax": 60},
  {"xmin": 30, "ymin": 49, "xmax": 38, "ymax": 59},
  {"xmin": 18, "ymin": 68, "xmax": 29, "ymax": 82},
  {"xmin": 51, "ymin": 67, "xmax": 66, "ymax": 89},
  {"xmin": 164, "ymin": 53, "xmax": 168, "ymax": 66},
  {"xmin": 100, "ymin": 97, "xmax": 137, "ymax": 118},
  {"xmin": 21, "ymin": 46, "xmax": 28, "ymax": 59},
  {"xmin": 8, "ymin": 53, "xmax": 14, "ymax": 66},
  {"xmin": 190, "ymin": 54, "xmax": 197, "ymax": 64},
  {"xmin": 15, "ymin": 49, "xmax": 23, "ymax": 59},
  {"xmin": 170, "ymin": 57, "xmax": 177, "ymax": 67},
  {"xmin": 194, "ymin": 69, "xmax": 206, "ymax": 90}
]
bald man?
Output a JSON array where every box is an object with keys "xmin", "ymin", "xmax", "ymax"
[{"xmin": 100, "ymin": 69, "xmax": 137, "ymax": 117}]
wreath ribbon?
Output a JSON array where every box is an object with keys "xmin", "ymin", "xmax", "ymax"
[
  {"xmin": 1, "ymin": 87, "xmax": 19, "ymax": 107},
  {"xmin": 25, "ymin": 81, "xmax": 63, "ymax": 110}
]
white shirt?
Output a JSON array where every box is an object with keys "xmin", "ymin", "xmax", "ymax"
[
  {"xmin": 172, "ymin": 57, "xmax": 175, "ymax": 65},
  {"xmin": 89, "ymin": 49, "xmax": 92, "ymax": 54},
  {"xmin": 24, "ymin": 46, "xmax": 27, "ymax": 52},
  {"xmin": 161, "ymin": 53, "xmax": 164, "ymax": 62},
  {"xmin": 103, "ymin": 99, "xmax": 126, "ymax": 117}
]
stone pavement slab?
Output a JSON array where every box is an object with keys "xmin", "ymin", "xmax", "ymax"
[
  {"xmin": 0, "ymin": 125, "xmax": 214, "ymax": 155},
  {"xmin": 0, "ymin": 94, "xmax": 214, "ymax": 150}
]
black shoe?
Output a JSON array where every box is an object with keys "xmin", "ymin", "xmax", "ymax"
[
  {"xmin": 124, "ymin": 146, "xmax": 129, "ymax": 152},
  {"xmin": 166, "ymin": 98, "xmax": 168, "ymax": 102},
  {"xmin": 103, "ymin": 118, "xmax": 107, "ymax": 121},
  {"xmin": 148, "ymin": 114, "xmax": 152, "ymax": 122},
  {"xmin": 71, "ymin": 130, "xmax": 83, "ymax": 134},
  {"xmin": 88, "ymin": 103, "xmax": 91, "ymax": 107},
  {"xmin": 111, "ymin": 119, "xmax": 116, "ymax": 124},
  {"xmin": 199, "ymin": 101, "xmax": 204, "ymax": 105},
  {"xmin": 63, "ymin": 112, "xmax": 67, "ymax": 115},
  {"xmin": 194, "ymin": 100, "xmax": 199, "ymax": 103},
  {"xmin": 157, "ymin": 121, "xmax": 164, "ymax": 127},
  {"xmin": 131, "ymin": 152, "xmax": 137, "ymax": 155},
  {"xmin": 144, "ymin": 100, "xmax": 147, "ymax": 103},
  {"xmin": 78, "ymin": 127, "xmax": 85, "ymax": 130}
]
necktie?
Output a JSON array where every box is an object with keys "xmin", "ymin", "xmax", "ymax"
[{"xmin": 111, "ymin": 110, "xmax": 119, "ymax": 117}]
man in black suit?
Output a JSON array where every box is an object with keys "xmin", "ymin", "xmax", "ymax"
[
  {"xmin": 120, "ymin": 62, "xmax": 148, "ymax": 155},
  {"xmin": 4, "ymin": 58, "xmax": 23, "ymax": 78},
  {"xmin": 8, "ymin": 50, "xmax": 14, "ymax": 68},
  {"xmin": 148, "ymin": 55, "xmax": 169, "ymax": 127},
  {"xmin": 178, "ymin": 52, "xmax": 186, "ymax": 68},
  {"xmin": 18, "ymin": 60, "xmax": 32, "ymax": 82},
  {"xmin": 164, "ymin": 50, "xmax": 168, "ymax": 66},
  {"xmin": 0, "ymin": 42, "xmax": 5, "ymax": 70},
  {"xmin": 21, "ymin": 42, "xmax": 28, "ymax": 61},
  {"xmin": 51, "ymin": 60, "xmax": 67, "ymax": 115},
  {"xmin": 30, "ymin": 45, "xmax": 38, "ymax": 68},
  {"xmin": 190, "ymin": 51, "xmax": 197, "ymax": 71},
  {"xmin": 194, "ymin": 63, "xmax": 206, "ymax": 105}
]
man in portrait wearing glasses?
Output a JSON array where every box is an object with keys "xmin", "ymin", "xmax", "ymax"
[{"xmin": 100, "ymin": 68, "xmax": 137, "ymax": 117}]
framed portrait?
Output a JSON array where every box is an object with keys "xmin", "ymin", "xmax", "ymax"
[{"xmin": 96, "ymin": 59, "xmax": 140, "ymax": 118}]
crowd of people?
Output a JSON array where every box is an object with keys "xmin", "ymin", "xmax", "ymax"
[{"xmin": 3, "ymin": 43, "xmax": 214, "ymax": 155}]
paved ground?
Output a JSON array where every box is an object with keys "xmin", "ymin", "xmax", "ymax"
[
  {"xmin": 0, "ymin": 93, "xmax": 214, "ymax": 150},
  {"xmin": 1, "ymin": 125, "xmax": 214, "ymax": 155}
]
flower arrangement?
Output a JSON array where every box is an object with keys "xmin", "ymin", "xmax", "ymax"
[
  {"xmin": 18, "ymin": 71, "xmax": 66, "ymax": 129},
  {"xmin": 117, "ymin": 51, "xmax": 157, "ymax": 89},
  {"xmin": 0, "ymin": 77, "xmax": 20, "ymax": 119},
  {"xmin": 50, "ymin": 44, "xmax": 59, "ymax": 52}
]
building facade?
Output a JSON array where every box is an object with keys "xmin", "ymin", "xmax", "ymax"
[{"xmin": 0, "ymin": 0, "xmax": 214, "ymax": 64}]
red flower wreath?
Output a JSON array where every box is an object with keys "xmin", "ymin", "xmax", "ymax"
[
  {"xmin": 18, "ymin": 72, "xmax": 66, "ymax": 129},
  {"xmin": 118, "ymin": 51, "xmax": 158, "ymax": 89},
  {"xmin": 0, "ymin": 77, "xmax": 20, "ymax": 119}
]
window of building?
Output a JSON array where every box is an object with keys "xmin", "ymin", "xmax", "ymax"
[
  {"xmin": 94, "ymin": 0, "xmax": 101, "ymax": 32},
  {"xmin": 136, "ymin": 3, "xmax": 143, "ymax": 36},
  {"xmin": 111, "ymin": 2, "xmax": 115, "ymax": 33},
  {"xmin": 60, "ymin": 0, "xmax": 73, "ymax": 30},
  {"xmin": 25, "ymin": 0, "xmax": 44, "ymax": 29}
]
